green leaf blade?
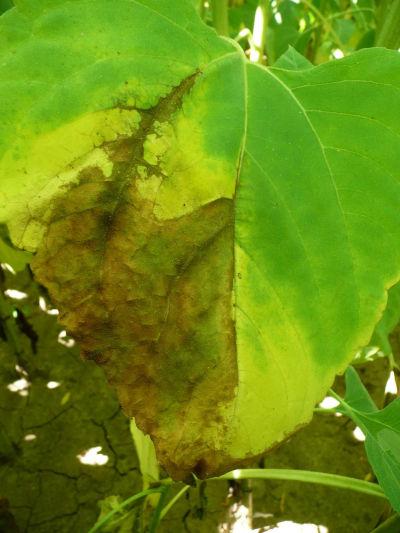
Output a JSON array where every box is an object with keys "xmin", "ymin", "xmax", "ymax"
[{"xmin": 335, "ymin": 368, "xmax": 400, "ymax": 512}]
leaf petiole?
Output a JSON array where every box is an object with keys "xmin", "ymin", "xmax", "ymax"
[
  {"xmin": 210, "ymin": 0, "xmax": 229, "ymax": 35},
  {"xmin": 213, "ymin": 469, "xmax": 386, "ymax": 499},
  {"xmin": 159, "ymin": 485, "xmax": 190, "ymax": 520}
]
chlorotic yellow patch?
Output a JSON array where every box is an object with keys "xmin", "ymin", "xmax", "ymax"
[
  {"xmin": 1, "ymin": 109, "xmax": 141, "ymax": 249},
  {"xmin": 150, "ymin": 113, "xmax": 236, "ymax": 221},
  {"xmin": 143, "ymin": 121, "xmax": 173, "ymax": 166},
  {"xmin": 136, "ymin": 173, "xmax": 163, "ymax": 202}
]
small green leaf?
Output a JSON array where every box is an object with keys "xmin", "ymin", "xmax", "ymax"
[
  {"xmin": 130, "ymin": 419, "xmax": 159, "ymax": 489},
  {"xmin": 361, "ymin": 402, "xmax": 400, "ymax": 513},
  {"xmin": 375, "ymin": 284, "xmax": 400, "ymax": 352},
  {"xmin": 336, "ymin": 368, "xmax": 400, "ymax": 512},
  {"xmin": 0, "ymin": 0, "xmax": 12, "ymax": 15},
  {"xmin": 273, "ymin": 46, "xmax": 313, "ymax": 70},
  {"xmin": 341, "ymin": 366, "xmax": 378, "ymax": 413}
]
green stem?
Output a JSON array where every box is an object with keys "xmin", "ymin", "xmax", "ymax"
[
  {"xmin": 199, "ymin": 1, "xmax": 206, "ymax": 20},
  {"xmin": 375, "ymin": 0, "xmax": 400, "ymax": 49},
  {"xmin": 87, "ymin": 488, "xmax": 164, "ymax": 533},
  {"xmin": 313, "ymin": 407, "xmax": 337, "ymax": 414},
  {"xmin": 329, "ymin": 388, "xmax": 347, "ymax": 406},
  {"xmin": 299, "ymin": 8, "xmax": 375, "ymax": 40},
  {"xmin": 298, "ymin": 0, "xmax": 346, "ymax": 52},
  {"xmin": 213, "ymin": 469, "xmax": 386, "ymax": 499},
  {"xmin": 211, "ymin": 0, "xmax": 229, "ymax": 36},
  {"xmin": 160, "ymin": 485, "xmax": 190, "ymax": 520},
  {"xmin": 148, "ymin": 486, "xmax": 170, "ymax": 533}
]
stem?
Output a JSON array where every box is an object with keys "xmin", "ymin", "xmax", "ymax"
[
  {"xmin": 160, "ymin": 485, "xmax": 190, "ymax": 520},
  {"xmin": 299, "ymin": 8, "xmax": 375, "ymax": 40},
  {"xmin": 148, "ymin": 486, "xmax": 170, "ymax": 533},
  {"xmin": 87, "ymin": 488, "xmax": 164, "ymax": 533},
  {"xmin": 299, "ymin": 0, "xmax": 346, "ymax": 52},
  {"xmin": 213, "ymin": 469, "xmax": 387, "ymax": 499},
  {"xmin": 199, "ymin": 1, "xmax": 206, "ymax": 20},
  {"xmin": 375, "ymin": 0, "xmax": 400, "ymax": 49},
  {"xmin": 211, "ymin": 0, "xmax": 229, "ymax": 36},
  {"xmin": 329, "ymin": 388, "xmax": 346, "ymax": 406},
  {"xmin": 313, "ymin": 407, "xmax": 337, "ymax": 414}
]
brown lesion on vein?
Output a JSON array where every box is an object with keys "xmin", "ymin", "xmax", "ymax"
[{"xmin": 31, "ymin": 74, "xmax": 238, "ymax": 480}]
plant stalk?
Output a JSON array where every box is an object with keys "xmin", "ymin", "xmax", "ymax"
[
  {"xmin": 211, "ymin": 0, "xmax": 229, "ymax": 36},
  {"xmin": 160, "ymin": 485, "xmax": 190, "ymax": 520},
  {"xmin": 148, "ymin": 486, "xmax": 171, "ymax": 533},
  {"xmin": 375, "ymin": 0, "xmax": 400, "ymax": 49},
  {"xmin": 213, "ymin": 469, "xmax": 387, "ymax": 499}
]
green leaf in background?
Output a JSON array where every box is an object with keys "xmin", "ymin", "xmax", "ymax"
[
  {"xmin": 335, "ymin": 367, "xmax": 400, "ymax": 512},
  {"xmin": 0, "ymin": 0, "xmax": 12, "ymax": 15},
  {"xmin": 1, "ymin": 0, "xmax": 400, "ymax": 480},
  {"xmin": 130, "ymin": 419, "xmax": 159, "ymax": 489},
  {"xmin": 266, "ymin": 0, "xmax": 301, "ymax": 64},
  {"xmin": 229, "ymin": 0, "xmax": 259, "ymax": 36},
  {"xmin": 0, "ymin": 226, "xmax": 32, "ymax": 272},
  {"xmin": 273, "ymin": 45, "xmax": 313, "ymax": 70},
  {"xmin": 341, "ymin": 366, "xmax": 378, "ymax": 413},
  {"xmin": 354, "ymin": 283, "xmax": 400, "ymax": 365}
]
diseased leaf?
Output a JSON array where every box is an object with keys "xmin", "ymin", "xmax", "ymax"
[{"xmin": 1, "ymin": 0, "xmax": 400, "ymax": 480}]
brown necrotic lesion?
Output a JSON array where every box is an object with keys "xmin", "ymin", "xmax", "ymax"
[{"xmin": 31, "ymin": 77, "xmax": 238, "ymax": 480}]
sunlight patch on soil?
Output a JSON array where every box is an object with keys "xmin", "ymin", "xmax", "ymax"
[
  {"xmin": 7, "ymin": 377, "xmax": 30, "ymax": 396},
  {"xmin": 1, "ymin": 262, "xmax": 16, "ymax": 274},
  {"xmin": 352, "ymin": 427, "xmax": 366, "ymax": 442},
  {"xmin": 46, "ymin": 381, "xmax": 61, "ymax": 389},
  {"xmin": 318, "ymin": 397, "xmax": 339, "ymax": 409},
  {"xmin": 39, "ymin": 295, "xmax": 59, "ymax": 315},
  {"xmin": 218, "ymin": 502, "xmax": 328, "ymax": 532},
  {"xmin": 268, "ymin": 522, "xmax": 328, "ymax": 532},
  {"xmin": 58, "ymin": 330, "xmax": 75, "ymax": 348},
  {"xmin": 77, "ymin": 446, "xmax": 109, "ymax": 466},
  {"xmin": 24, "ymin": 434, "xmax": 37, "ymax": 442},
  {"xmin": 385, "ymin": 371, "xmax": 398, "ymax": 395},
  {"xmin": 4, "ymin": 288, "xmax": 28, "ymax": 300}
]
